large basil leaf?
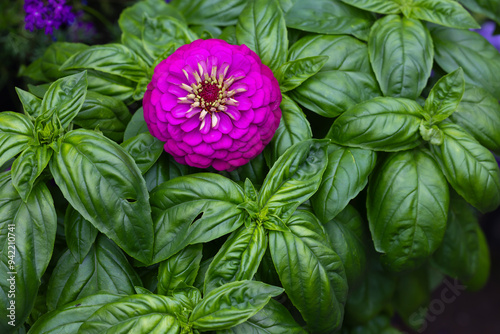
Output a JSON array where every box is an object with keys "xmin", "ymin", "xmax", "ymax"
[
  {"xmin": 432, "ymin": 191, "xmax": 480, "ymax": 282},
  {"xmin": 323, "ymin": 205, "xmax": 368, "ymax": 287},
  {"xmin": 449, "ymin": 84, "xmax": 500, "ymax": 154},
  {"xmin": 312, "ymin": 144, "xmax": 376, "ymax": 223},
  {"xmin": 269, "ymin": 210, "xmax": 347, "ymax": 333},
  {"xmin": 40, "ymin": 42, "xmax": 89, "ymax": 81},
  {"xmin": 204, "ymin": 224, "xmax": 267, "ymax": 294},
  {"xmin": 118, "ymin": 0, "xmax": 184, "ymax": 64},
  {"xmin": 236, "ymin": 0, "xmax": 287, "ymax": 71},
  {"xmin": 258, "ymin": 139, "xmax": 329, "ymax": 223},
  {"xmin": 171, "ymin": 0, "xmax": 246, "ymax": 26},
  {"xmin": 275, "ymin": 56, "xmax": 329, "ymax": 92},
  {"xmin": 264, "ymin": 95, "xmax": 312, "ymax": 166},
  {"xmin": 0, "ymin": 173, "xmax": 56, "ymax": 334},
  {"xmin": 157, "ymin": 244, "xmax": 203, "ymax": 296},
  {"xmin": 423, "ymin": 67, "xmax": 465, "ymax": 123},
  {"xmin": 393, "ymin": 268, "xmax": 430, "ymax": 329},
  {"xmin": 190, "ymin": 280, "xmax": 283, "ymax": 331},
  {"xmin": 217, "ymin": 299, "xmax": 306, "ymax": 334},
  {"xmin": 327, "ymin": 97, "xmax": 424, "ymax": 151},
  {"xmin": 288, "ymin": 35, "xmax": 379, "ymax": 117},
  {"xmin": 28, "ymin": 293, "xmax": 123, "ymax": 334},
  {"xmin": 121, "ymin": 132, "xmax": 164, "ymax": 175},
  {"xmin": 431, "ymin": 26, "xmax": 500, "ymax": 99},
  {"xmin": 339, "ymin": 0, "xmax": 400, "ymax": 14},
  {"xmin": 60, "ymin": 44, "xmax": 149, "ymax": 83},
  {"xmin": 49, "ymin": 129, "xmax": 154, "ymax": 263},
  {"xmin": 223, "ymin": 153, "xmax": 269, "ymax": 187},
  {"xmin": 0, "ymin": 112, "xmax": 34, "ymax": 167},
  {"xmin": 64, "ymin": 206, "xmax": 98, "ymax": 264},
  {"xmin": 142, "ymin": 15, "xmax": 196, "ymax": 61},
  {"xmin": 430, "ymin": 123, "xmax": 500, "ymax": 212},
  {"xmin": 368, "ymin": 15, "xmax": 433, "ymax": 100},
  {"xmin": 40, "ymin": 71, "xmax": 88, "ymax": 130},
  {"xmin": 460, "ymin": 0, "xmax": 500, "ymax": 25},
  {"xmin": 285, "ymin": 0, "xmax": 374, "ymax": 41},
  {"xmin": 15, "ymin": 88, "xmax": 42, "ymax": 119},
  {"xmin": 46, "ymin": 235, "xmax": 141, "ymax": 310},
  {"xmin": 78, "ymin": 294, "xmax": 183, "ymax": 334},
  {"xmin": 86, "ymin": 70, "xmax": 137, "ymax": 102},
  {"xmin": 367, "ymin": 149, "xmax": 449, "ymax": 271},
  {"xmin": 144, "ymin": 154, "xmax": 190, "ymax": 192},
  {"xmin": 464, "ymin": 225, "xmax": 490, "ymax": 291},
  {"xmin": 344, "ymin": 259, "xmax": 396, "ymax": 325},
  {"xmin": 124, "ymin": 107, "xmax": 149, "ymax": 141},
  {"xmin": 150, "ymin": 173, "xmax": 246, "ymax": 263},
  {"xmin": 407, "ymin": 0, "xmax": 479, "ymax": 29},
  {"xmin": 73, "ymin": 91, "xmax": 131, "ymax": 142}
]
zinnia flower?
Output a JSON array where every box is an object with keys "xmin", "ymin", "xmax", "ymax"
[{"xmin": 143, "ymin": 39, "xmax": 282, "ymax": 171}]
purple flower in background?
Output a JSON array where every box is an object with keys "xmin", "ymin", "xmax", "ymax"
[
  {"xmin": 143, "ymin": 39, "xmax": 282, "ymax": 171},
  {"xmin": 474, "ymin": 21, "xmax": 500, "ymax": 51},
  {"xmin": 24, "ymin": 0, "xmax": 76, "ymax": 35}
]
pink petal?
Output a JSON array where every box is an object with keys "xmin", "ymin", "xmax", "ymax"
[
  {"xmin": 183, "ymin": 130, "xmax": 202, "ymax": 146},
  {"xmin": 160, "ymin": 93, "xmax": 179, "ymax": 111},
  {"xmin": 193, "ymin": 142, "xmax": 215, "ymax": 156},
  {"xmin": 212, "ymin": 136, "xmax": 233, "ymax": 150},
  {"xmin": 228, "ymin": 126, "xmax": 248, "ymax": 139},
  {"xmin": 171, "ymin": 104, "xmax": 190, "ymax": 118},
  {"xmin": 225, "ymin": 106, "xmax": 241, "ymax": 121},
  {"xmin": 166, "ymin": 140, "xmax": 186, "ymax": 157},
  {"xmin": 199, "ymin": 114, "xmax": 212, "ymax": 134},
  {"xmin": 186, "ymin": 154, "xmax": 212, "ymax": 169},
  {"xmin": 233, "ymin": 108, "xmax": 254, "ymax": 129},
  {"xmin": 212, "ymin": 160, "xmax": 231, "ymax": 171},
  {"xmin": 181, "ymin": 116, "xmax": 201, "ymax": 132},
  {"xmin": 202, "ymin": 128, "xmax": 222, "ymax": 143},
  {"xmin": 237, "ymin": 96, "xmax": 252, "ymax": 110},
  {"xmin": 217, "ymin": 113, "xmax": 233, "ymax": 134}
]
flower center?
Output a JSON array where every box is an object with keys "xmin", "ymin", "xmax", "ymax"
[{"xmin": 177, "ymin": 61, "xmax": 247, "ymax": 131}]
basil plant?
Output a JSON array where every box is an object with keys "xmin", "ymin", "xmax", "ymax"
[{"xmin": 1, "ymin": 0, "xmax": 499, "ymax": 333}]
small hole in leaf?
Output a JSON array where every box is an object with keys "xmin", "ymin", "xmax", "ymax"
[
  {"xmin": 126, "ymin": 198, "xmax": 137, "ymax": 203},
  {"xmin": 191, "ymin": 212, "xmax": 203, "ymax": 225}
]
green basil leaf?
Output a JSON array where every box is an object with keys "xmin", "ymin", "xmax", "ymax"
[
  {"xmin": 464, "ymin": 224, "xmax": 490, "ymax": 291},
  {"xmin": 11, "ymin": 145, "xmax": 52, "ymax": 202},
  {"xmin": 449, "ymin": 84, "xmax": 500, "ymax": 154},
  {"xmin": 21, "ymin": 58, "xmax": 49, "ymax": 83},
  {"xmin": 49, "ymin": 129, "xmax": 154, "ymax": 263},
  {"xmin": 423, "ymin": 67, "xmax": 465, "ymax": 122},
  {"xmin": 121, "ymin": 132, "xmax": 164, "ymax": 175},
  {"xmin": 312, "ymin": 144, "xmax": 376, "ymax": 223},
  {"xmin": 86, "ymin": 70, "xmax": 137, "ymax": 102},
  {"xmin": 0, "ymin": 112, "xmax": 34, "ymax": 168},
  {"xmin": 40, "ymin": 42, "xmax": 89, "ymax": 81},
  {"xmin": 269, "ymin": 210, "xmax": 347, "ymax": 333},
  {"xmin": 344, "ymin": 259, "xmax": 396, "ymax": 324},
  {"xmin": 144, "ymin": 154, "xmax": 190, "ymax": 192},
  {"xmin": 60, "ymin": 44, "xmax": 149, "ymax": 83},
  {"xmin": 124, "ymin": 107, "xmax": 149, "ymax": 141},
  {"xmin": 236, "ymin": 0, "xmax": 288, "ymax": 71},
  {"xmin": 460, "ymin": 0, "xmax": 500, "ymax": 25},
  {"xmin": 190, "ymin": 25, "xmax": 222, "ymax": 39},
  {"xmin": 258, "ymin": 139, "xmax": 329, "ymax": 223},
  {"xmin": 28, "ymin": 293, "xmax": 123, "ymax": 334},
  {"xmin": 406, "ymin": 0, "xmax": 479, "ymax": 29},
  {"xmin": 223, "ymin": 153, "xmax": 269, "ymax": 187},
  {"xmin": 340, "ymin": 0, "xmax": 401, "ymax": 14},
  {"xmin": 275, "ymin": 56, "xmax": 329, "ymax": 92},
  {"xmin": 150, "ymin": 173, "xmax": 246, "ymax": 263},
  {"xmin": 327, "ymin": 97, "xmax": 424, "ymax": 151},
  {"xmin": 194, "ymin": 257, "xmax": 214, "ymax": 292},
  {"xmin": 119, "ymin": 0, "xmax": 185, "ymax": 65},
  {"xmin": 431, "ymin": 26, "xmax": 500, "ymax": 99},
  {"xmin": 323, "ymin": 205, "xmax": 368, "ymax": 287},
  {"xmin": 78, "ymin": 294, "xmax": 183, "ymax": 334},
  {"xmin": 432, "ymin": 191, "xmax": 481, "ymax": 282},
  {"xmin": 73, "ymin": 91, "xmax": 131, "ymax": 142},
  {"xmin": 190, "ymin": 280, "xmax": 283, "ymax": 331},
  {"xmin": 368, "ymin": 15, "xmax": 434, "ymax": 100},
  {"xmin": 287, "ymin": 34, "xmax": 379, "ymax": 117},
  {"xmin": 204, "ymin": 224, "xmax": 267, "ymax": 294},
  {"xmin": 216, "ymin": 299, "xmax": 307, "ymax": 334},
  {"xmin": 0, "ymin": 173, "xmax": 56, "ymax": 333},
  {"xmin": 46, "ymin": 235, "xmax": 141, "ymax": 310},
  {"xmin": 142, "ymin": 15, "xmax": 196, "ymax": 61},
  {"xmin": 171, "ymin": 0, "xmax": 246, "ymax": 26},
  {"xmin": 64, "ymin": 206, "xmax": 98, "ymax": 264},
  {"xmin": 28, "ymin": 83, "xmax": 50, "ymax": 99},
  {"xmin": 264, "ymin": 95, "xmax": 312, "ymax": 166},
  {"xmin": 284, "ymin": 0, "xmax": 374, "ymax": 41},
  {"xmin": 219, "ymin": 26, "xmax": 237, "ymax": 44},
  {"xmin": 393, "ymin": 268, "xmax": 430, "ymax": 329},
  {"xmin": 157, "ymin": 244, "xmax": 203, "ymax": 296},
  {"xmin": 367, "ymin": 149, "xmax": 449, "ymax": 271},
  {"xmin": 430, "ymin": 123, "xmax": 500, "ymax": 212},
  {"xmin": 15, "ymin": 88, "xmax": 42, "ymax": 119},
  {"xmin": 41, "ymin": 71, "xmax": 88, "ymax": 130}
]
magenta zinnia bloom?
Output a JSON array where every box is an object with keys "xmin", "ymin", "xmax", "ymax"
[{"xmin": 143, "ymin": 39, "xmax": 282, "ymax": 171}]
